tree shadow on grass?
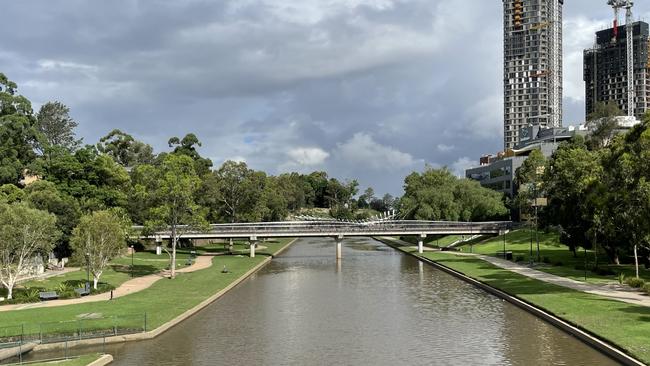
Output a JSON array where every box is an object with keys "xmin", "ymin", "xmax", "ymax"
[{"xmin": 110, "ymin": 264, "xmax": 159, "ymax": 277}]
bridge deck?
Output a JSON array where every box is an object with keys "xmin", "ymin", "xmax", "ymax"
[{"xmin": 139, "ymin": 220, "xmax": 512, "ymax": 240}]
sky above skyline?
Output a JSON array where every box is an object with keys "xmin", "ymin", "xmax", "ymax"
[{"xmin": 2, "ymin": 0, "xmax": 649, "ymax": 196}]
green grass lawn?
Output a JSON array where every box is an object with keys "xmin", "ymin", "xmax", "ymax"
[
  {"xmin": 454, "ymin": 229, "xmax": 650, "ymax": 285},
  {"xmin": 2, "ymin": 240, "xmax": 264, "ymax": 300},
  {"xmin": 18, "ymin": 353, "xmax": 103, "ymax": 366},
  {"xmin": 0, "ymin": 238, "xmax": 294, "ymax": 340},
  {"xmin": 418, "ymin": 251, "xmax": 650, "ymax": 364}
]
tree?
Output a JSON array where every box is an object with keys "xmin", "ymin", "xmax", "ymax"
[
  {"xmin": 0, "ymin": 73, "xmax": 38, "ymax": 184},
  {"xmin": 586, "ymin": 101, "xmax": 624, "ymax": 149},
  {"xmin": 198, "ymin": 161, "xmax": 264, "ymax": 223},
  {"xmin": 258, "ymin": 176, "xmax": 289, "ymax": 222},
  {"xmin": 35, "ymin": 146, "xmax": 130, "ymax": 211},
  {"xmin": 168, "ymin": 133, "xmax": 212, "ymax": 176},
  {"xmin": 358, "ymin": 187, "xmax": 375, "ymax": 209},
  {"xmin": 544, "ymin": 142, "xmax": 603, "ymax": 257},
  {"xmin": 326, "ymin": 178, "xmax": 359, "ymax": 219},
  {"xmin": 0, "ymin": 184, "xmax": 24, "ymax": 204},
  {"xmin": 0, "ymin": 203, "xmax": 59, "ymax": 299},
  {"xmin": 97, "ymin": 129, "xmax": 155, "ymax": 167},
  {"xmin": 70, "ymin": 210, "xmax": 129, "ymax": 289},
  {"xmin": 25, "ymin": 180, "xmax": 81, "ymax": 258},
  {"xmin": 145, "ymin": 154, "xmax": 206, "ymax": 279},
  {"xmin": 400, "ymin": 167, "xmax": 507, "ymax": 221},
  {"xmin": 601, "ymin": 120, "xmax": 650, "ymax": 276},
  {"xmin": 34, "ymin": 101, "xmax": 82, "ymax": 154},
  {"xmin": 400, "ymin": 168, "xmax": 461, "ymax": 220},
  {"xmin": 587, "ymin": 101, "xmax": 624, "ymax": 122}
]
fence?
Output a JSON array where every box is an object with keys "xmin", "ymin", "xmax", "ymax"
[{"xmin": 0, "ymin": 313, "xmax": 147, "ymax": 347}]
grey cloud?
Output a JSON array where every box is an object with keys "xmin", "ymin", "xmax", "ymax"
[{"xmin": 1, "ymin": 0, "xmax": 648, "ymax": 196}]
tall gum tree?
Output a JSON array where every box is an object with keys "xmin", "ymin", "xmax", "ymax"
[
  {"xmin": 70, "ymin": 210, "xmax": 129, "ymax": 289},
  {"xmin": 145, "ymin": 154, "xmax": 206, "ymax": 279}
]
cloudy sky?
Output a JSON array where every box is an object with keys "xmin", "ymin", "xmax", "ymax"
[{"xmin": 1, "ymin": 1, "xmax": 649, "ymax": 196}]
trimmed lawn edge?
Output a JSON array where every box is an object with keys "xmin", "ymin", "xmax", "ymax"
[
  {"xmin": 29, "ymin": 238, "xmax": 298, "ymax": 354},
  {"xmin": 374, "ymin": 237, "xmax": 647, "ymax": 366}
]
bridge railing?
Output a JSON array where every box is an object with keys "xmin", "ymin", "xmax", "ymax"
[{"xmin": 137, "ymin": 220, "xmax": 512, "ymax": 237}]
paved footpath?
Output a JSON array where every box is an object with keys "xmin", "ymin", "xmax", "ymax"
[
  {"xmin": 379, "ymin": 237, "xmax": 650, "ymax": 308},
  {"xmin": 0, "ymin": 255, "xmax": 215, "ymax": 312},
  {"xmin": 475, "ymin": 253, "xmax": 650, "ymax": 307}
]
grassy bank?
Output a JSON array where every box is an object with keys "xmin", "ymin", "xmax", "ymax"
[
  {"xmin": 0, "ymin": 238, "xmax": 294, "ymax": 337},
  {"xmin": 456, "ymin": 229, "xmax": 650, "ymax": 285},
  {"xmin": 2, "ymin": 240, "xmax": 263, "ymax": 302},
  {"xmin": 18, "ymin": 353, "xmax": 104, "ymax": 366},
  {"xmin": 379, "ymin": 238, "xmax": 650, "ymax": 364}
]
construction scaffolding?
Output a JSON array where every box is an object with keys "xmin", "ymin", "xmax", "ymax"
[{"xmin": 502, "ymin": 0, "xmax": 564, "ymax": 150}]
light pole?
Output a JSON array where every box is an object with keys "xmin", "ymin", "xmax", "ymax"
[{"xmin": 130, "ymin": 245, "xmax": 134, "ymax": 278}]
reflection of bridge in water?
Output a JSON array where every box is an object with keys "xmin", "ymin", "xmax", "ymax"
[{"xmin": 142, "ymin": 220, "xmax": 512, "ymax": 258}]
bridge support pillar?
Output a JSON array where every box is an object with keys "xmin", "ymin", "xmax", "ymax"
[
  {"xmin": 249, "ymin": 236, "xmax": 257, "ymax": 258},
  {"xmin": 418, "ymin": 233, "xmax": 426, "ymax": 254},
  {"xmin": 335, "ymin": 235, "xmax": 344, "ymax": 260}
]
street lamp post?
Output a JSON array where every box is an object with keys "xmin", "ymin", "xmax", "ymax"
[{"xmin": 130, "ymin": 245, "xmax": 134, "ymax": 278}]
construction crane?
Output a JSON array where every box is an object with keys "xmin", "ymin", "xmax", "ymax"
[{"xmin": 608, "ymin": 0, "xmax": 635, "ymax": 117}]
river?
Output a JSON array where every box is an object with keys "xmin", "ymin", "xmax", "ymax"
[{"xmin": 47, "ymin": 237, "xmax": 622, "ymax": 365}]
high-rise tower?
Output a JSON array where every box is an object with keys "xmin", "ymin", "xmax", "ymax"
[
  {"xmin": 503, "ymin": 0, "xmax": 563, "ymax": 150},
  {"xmin": 584, "ymin": 22, "xmax": 650, "ymax": 119}
]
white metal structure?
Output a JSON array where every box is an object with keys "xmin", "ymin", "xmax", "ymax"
[
  {"xmin": 608, "ymin": 0, "xmax": 635, "ymax": 116},
  {"xmin": 548, "ymin": 0, "xmax": 562, "ymax": 128}
]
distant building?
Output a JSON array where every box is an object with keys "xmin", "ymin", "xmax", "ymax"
[
  {"xmin": 503, "ymin": 0, "xmax": 563, "ymax": 150},
  {"xmin": 466, "ymin": 156, "xmax": 526, "ymax": 198},
  {"xmin": 584, "ymin": 21, "xmax": 650, "ymax": 119},
  {"xmin": 466, "ymin": 117, "xmax": 643, "ymax": 198},
  {"xmin": 466, "ymin": 125, "xmax": 585, "ymax": 197}
]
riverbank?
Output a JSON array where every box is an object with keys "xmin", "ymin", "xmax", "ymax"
[
  {"xmin": 17, "ymin": 353, "xmax": 113, "ymax": 366},
  {"xmin": 0, "ymin": 238, "xmax": 296, "ymax": 357},
  {"xmin": 375, "ymin": 236, "xmax": 650, "ymax": 366}
]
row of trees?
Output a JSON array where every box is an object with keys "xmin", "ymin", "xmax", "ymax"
[
  {"xmin": 0, "ymin": 71, "xmax": 511, "ymax": 297},
  {"xmin": 515, "ymin": 104, "xmax": 650, "ymax": 277},
  {"xmin": 0, "ymin": 72, "xmax": 394, "ymax": 292}
]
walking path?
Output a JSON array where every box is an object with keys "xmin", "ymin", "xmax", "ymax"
[
  {"xmin": 476, "ymin": 253, "xmax": 650, "ymax": 307},
  {"xmin": 378, "ymin": 236, "xmax": 650, "ymax": 308},
  {"xmin": 0, "ymin": 255, "xmax": 215, "ymax": 312}
]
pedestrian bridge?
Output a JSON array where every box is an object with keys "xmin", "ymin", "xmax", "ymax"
[{"xmin": 140, "ymin": 220, "xmax": 511, "ymax": 258}]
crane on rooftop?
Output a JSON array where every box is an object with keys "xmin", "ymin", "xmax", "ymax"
[{"xmin": 608, "ymin": 0, "xmax": 635, "ymax": 117}]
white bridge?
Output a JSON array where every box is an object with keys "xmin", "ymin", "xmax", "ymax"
[{"xmin": 140, "ymin": 220, "xmax": 511, "ymax": 258}]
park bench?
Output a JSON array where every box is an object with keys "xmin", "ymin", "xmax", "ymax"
[
  {"xmin": 38, "ymin": 291, "xmax": 59, "ymax": 301},
  {"xmin": 496, "ymin": 251, "xmax": 513, "ymax": 260},
  {"xmin": 75, "ymin": 283, "xmax": 91, "ymax": 296}
]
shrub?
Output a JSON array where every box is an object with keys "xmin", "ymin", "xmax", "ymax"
[
  {"xmin": 643, "ymin": 283, "xmax": 650, "ymax": 295},
  {"xmin": 90, "ymin": 283, "xmax": 116, "ymax": 295},
  {"xmin": 553, "ymin": 261, "xmax": 563, "ymax": 267},
  {"xmin": 542, "ymin": 256, "xmax": 551, "ymax": 264},
  {"xmin": 514, "ymin": 255, "xmax": 525, "ymax": 263},
  {"xmin": 617, "ymin": 273, "xmax": 626, "ymax": 285},
  {"xmin": 592, "ymin": 267, "xmax": 616, "ymax": 276},
  {"xmin": 625, "ymin": 277, "xmax": 645, "ymax": 289},
  {"xmin": 15, "ymin": 289, "xmax": 40, "ymax": 303}
]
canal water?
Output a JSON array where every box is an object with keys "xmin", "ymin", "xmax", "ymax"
[{"xmin": 56, "ymin": 238, "xmax": 621, "ymax": 365}]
